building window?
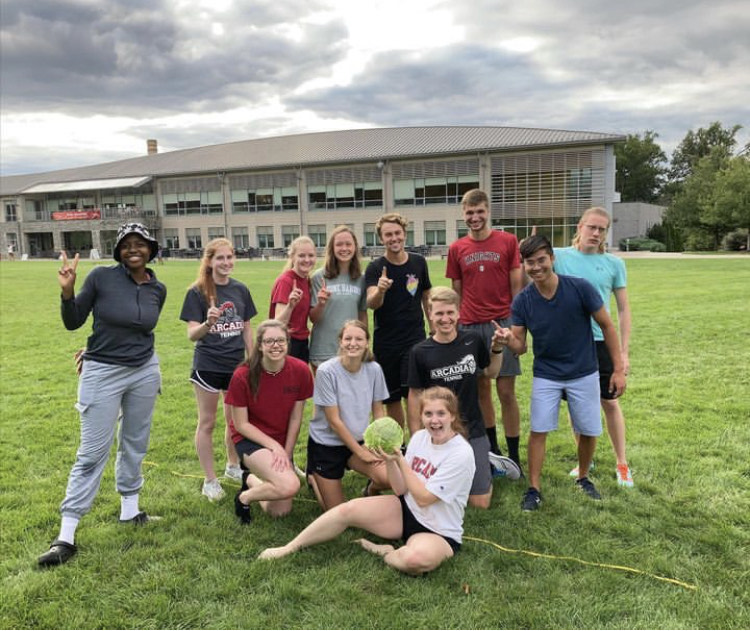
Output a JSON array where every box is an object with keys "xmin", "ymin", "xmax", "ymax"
[
  {"xmin": 163, "ymin": 229, "xmax": 180, "ymax": 249},
  {"xmin": 308, "ymin": 181, "xmax": 382, "ymax": 210},
  {"xmin": 257, "ymin": 226, "xmax": 274, "ymax": 249},
  {"xmin": 163, "ymin": 193, "xmax": 202, "ymax": 215},
  {"xmin": 282, "ymin": 225, "xmax": 301, "ymax": 247},
  {"xmin": 394, "ymin": 176, "xmax": 479, "ymax": 206},
  {"xmin": 424, "ymin": 221, "xmax": 446, "ymax": 246},
  {"xmin": 185, "ymin": 228, "xmax": 202, "ymax": 249},
  {"xmin": 232, "ymin": 227, "xmax": 249, "ymax": 249},
  {"xmin": 207, "ymin": 227, "xmax": 225, "ymax": 241},
  {"xmin": 4, "ymin": 203, "xmax": 17, "ymax": 222},
  {"xmin": 231, "ymin": 186, "xmax": 298, "ymax": 213},
  {"xmin": 456, "ymin": 220, "xmax": 469, "ymax": 239},
  {"xmin": 363, "ymin": 223, "xmax": 377, "ymax": 247},
  {"xmin": 308, "ymin": 224, "xmax": 327, "ymax": 247}
]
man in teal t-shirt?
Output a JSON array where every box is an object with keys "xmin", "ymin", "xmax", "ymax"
[{"xmin": 554, "ymin": 207, "xmax": 634, "ymax": 489}]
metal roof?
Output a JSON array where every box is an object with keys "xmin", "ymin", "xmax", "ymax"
[
  {"xmin": 1, "ymin": 126, "xmax": 624, "ymax": 196},
  {"xmin": 20, "ymin": 176, "xmax": 152, "ymax": 194}
]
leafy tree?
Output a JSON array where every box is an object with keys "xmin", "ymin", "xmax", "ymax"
[
  {"xmin": 711, "ymin": 156, "xmax": 750, "ymax": 250},
  {"xmin": 614, "ymin": 131, "xmax": 667, "ymax": 202},
  {"xmin": 669, "ymin": 122, "xmax": 741, "ymax": 182}
]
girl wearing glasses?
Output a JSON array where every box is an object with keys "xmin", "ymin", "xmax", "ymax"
[
  {"xmin": 180, "ymin": 238, "xmax": 257, "ymax": 502},
  {"xmin": 226, "ymin": 320, "xmax": 313, "ymax": 523},
  {"xmin": 270, "ymin": 236, "xmax": 316, "ymax": 363},
  {"xmin": 306, "ymin": 320, "xmax": 391, "ymax": 510},
  {"xmin": 309, "ymin": 226, "xmax": 368, "ymax": 370}
]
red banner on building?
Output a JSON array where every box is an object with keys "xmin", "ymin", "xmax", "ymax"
[{"xmin": 52, "ymin": 210, "xmax": 102, "ymax": 220}]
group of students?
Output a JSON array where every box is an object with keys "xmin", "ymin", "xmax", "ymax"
[{"xmin": 38, "ymin": 190, "xmax": 634, "ymax": 576}]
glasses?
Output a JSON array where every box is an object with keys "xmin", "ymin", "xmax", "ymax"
[{"xmin": 262, "ymin": 337, "xmax": 288, "ymax": 347}]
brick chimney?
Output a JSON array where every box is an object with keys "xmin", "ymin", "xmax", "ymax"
[{"xmin": 147, "ymin": 139, "xmax": 158, "ymax": 155}]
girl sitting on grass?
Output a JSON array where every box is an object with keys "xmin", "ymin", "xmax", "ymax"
[{"xmin": 259, "ymin": 387, "xmax": 475, "ymax": 575}]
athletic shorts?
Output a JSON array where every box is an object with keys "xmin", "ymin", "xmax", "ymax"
[
  {"xmin": 289, "ymin": 338, "xmax": 310, "ymax": 364},
  {"xmin": 190, "ymin": 369, "xmax": 233, "ymax": 393},
  {"xmin": 399, "ymin": 495, "xmax": 460, "ymax": 553},
  {"xmin": 459, "ymin": 318, "xmax": 521, "ymax": 377},
  {"xmin": 373, "ymin": 345, "xmax": 412, "ymax": 403},
  {"xmin": 234, "ymin": 438, "xmax": 266, "ymax": 468},
  {"xmin": 530, "ymin": 371, "xmax": 602, "ymax": 436},
  {"xmin": 468, "ymin": 435, "xmax": 493, "ymax": 495},
  {"xmin": 596, "ymin": 341, "xmax": 621, "ymax": 400},
  {"xmin": 306, "ymin": 437, "xmax": 362, "ymax": 480}
]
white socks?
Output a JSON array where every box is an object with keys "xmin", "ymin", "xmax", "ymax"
[
  {"xmin": 119, "ymin": 493, "xmax": 140, "ymax": 521},
  {"xmin": 58, "ymin": 516, "xmax": 80, "ymax": 545}
]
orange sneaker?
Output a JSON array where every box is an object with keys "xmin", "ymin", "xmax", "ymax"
[{"xmin": 616, "ymin": 463, "xmax": 634, "ymax": 488}]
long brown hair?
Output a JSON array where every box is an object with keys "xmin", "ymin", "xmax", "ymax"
[
  {"xmin": 191, "ymin": 237, "xmax": 233, "ymax": 303},
  {"xmin": 571, "ymin": 207, "xmax": 610, "ymax": 254},
  {"xmin": 244, "ymin": 319, "xmax": 289, "ymax": 397},
  {"xmin": 419, "ymin": 386, "xmax": 468, "ymax": 439},
  {"xmin": 323, "ymin": 225, "xmax": 362, "ymax": 280},
  {"xmin": 336, "ymin": 320, "xmax": 373, "ymax": 363}
]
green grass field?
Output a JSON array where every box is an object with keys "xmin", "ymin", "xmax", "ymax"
[{"xmin": 1, "ymin": 257, "xmax": 749, "ymax": 629}]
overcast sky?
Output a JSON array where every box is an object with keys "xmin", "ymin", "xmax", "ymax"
[{"xmin": 1, "ymin": 0, "xmax": 748, "ymax": 176}]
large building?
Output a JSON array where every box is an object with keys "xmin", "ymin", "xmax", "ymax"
[{"xmin": 0, "ymin": 126, "xmax": 623, "ymax": 258}]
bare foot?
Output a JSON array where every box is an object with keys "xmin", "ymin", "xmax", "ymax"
[
  {"xmin": 258, "ymin": 546, "xmax": 290, "ymax": 560},
  {"xmin": 354, "ymin": 538, "xmax": 395, "ymax": 558}
]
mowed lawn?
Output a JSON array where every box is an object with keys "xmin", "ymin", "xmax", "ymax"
[{"xmin": 1, "ymin": 256, "xmax": 748, "ymax": 630}]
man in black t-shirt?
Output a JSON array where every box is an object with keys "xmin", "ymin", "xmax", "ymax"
[
  {"xmin": 365, "ymin": 213, "xmax": 431, "ymax": 431},
  {"xmin": 407, "ymin": 286, "xmax": 519, "ymax": 509}
]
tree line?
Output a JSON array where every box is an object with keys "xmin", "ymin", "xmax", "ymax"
[{"xmin": 614, "ymin": 122, "xmax": 750, "ymax": 251}]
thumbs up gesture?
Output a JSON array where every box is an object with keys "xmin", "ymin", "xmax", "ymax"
[
  {"xmin": 206, "ymin": 295, "xmax": 222, "ymax": 326},
  {"xmin": 377, "ymin": 265, "xmax": 393, "ymax": 294},
  {"xmin": 317, "ymin": 278, "xmax": 332, "ymax": 306}
]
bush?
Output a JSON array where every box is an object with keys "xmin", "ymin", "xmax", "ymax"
[
  {"xmin": 720, "ymin": 228, "xmax": 749, "ymax": 251},
  {"xmin": 684, "ymin": 230, "xmax": 716, "ymax": 251},
  {"xmin": 618, "ymin": 237, "xmax": 666, "ymax": 252}
]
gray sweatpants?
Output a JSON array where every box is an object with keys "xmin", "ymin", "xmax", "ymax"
[{"xmin": 60, "ymin": 355, "xmax": 161, "ymax": 519}]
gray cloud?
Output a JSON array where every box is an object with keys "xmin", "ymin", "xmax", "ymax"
[{"xmin": 1, "ymin": 0, "xmax": 748, "ymax": 174}]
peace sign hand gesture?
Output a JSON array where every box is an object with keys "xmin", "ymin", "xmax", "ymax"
[{"xmin": 58, "ymin": 251, "xmax": 79, "ymax": 299}]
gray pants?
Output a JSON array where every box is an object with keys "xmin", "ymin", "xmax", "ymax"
[{"xmin": 60, "ymin": 355, "xmax": 161, "ymax": 519}]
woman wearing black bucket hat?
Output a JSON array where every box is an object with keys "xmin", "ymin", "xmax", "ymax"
[{"xmin": 38, "ymin": 223, "xmax": 167, "ymax": 568}]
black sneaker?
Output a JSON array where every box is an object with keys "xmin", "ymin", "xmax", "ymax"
[
  {"xmin": 575, "ymin": 476, "xmax": 602, "ymax": 500},
  {"xmin": 38, "ymin": 539, "xmax": 77, "ymax": 567},
  {"xmin": 521, "ymin": 487, "xmax": 542, "ymax": 511},
  {"xmin": 119, "ymin": 511, "xmax": 161, "ymax": 525},
  {"xmin": 234, "ymin": 491, "xmax": 253, "ymax": 524}
]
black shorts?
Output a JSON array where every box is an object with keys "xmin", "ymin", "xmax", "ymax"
[
  {"xmin": 289, "ymin": 338, "xmax": 310, "ymax": 364},
  {"xmin": 596, "ymin": 341, "xmax": 620, "ymax": 400},
  {"xmin": 373, "ymin": 345, "xmax": 412, "ymax": 403},
  {"xmin": 235, "ymin": 438, "xmax": 266, "ymax": 468},
  {"xmin": 190, "ymin": 369, "xmax": 233, "ymax": 392},
  {"xmin": 306, "ymin": 437, "xmax": 362, "ymax": 480},
  {"xmin": 399, "ymin": 495, "xmax": 460, "ymax": 553}
]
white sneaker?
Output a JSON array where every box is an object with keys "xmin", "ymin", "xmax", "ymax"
[
  {"xmin": 488, "ymin": 452, "xmax": 522, "ymax": 481},
  {"xmin": 569, "ymin": 461, "xmax": 595, "ymax": 478},
  {"xmin": 224, "ymin": 464, "xmax": 243, "ymax": 481},
  {"xmin": 202, "ymin": 478, "xmax": 225, "ymax": 502}
]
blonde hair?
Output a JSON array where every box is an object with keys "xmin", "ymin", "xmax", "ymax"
[
  {"xmin": 337, "ymin": 320, "xmax": 373, "ymax": 363},
  {"xmin": 572, "ymin": 207, "xmax": 610, "ymax": 253},
  {"xmin": 323, "ymin": 225, "xmax": 362, "ymax": 280},
  {"xmin": 419, "ymin": 387, "xmax": 467, "ymax": 439},
  {"xmin": 191, "ymin": 237, "xmax": 233, "ymax": 303},
  {"xmin": 283, "ymin": 235, "xmax": 316, "ymax": 272},
  {"xmin": 375, "ymin": 213, "xmax": 409, "ymax": 239},
  {"xmin": 429, "ymin": 286, "xmax": 460, "ymax": 310}
]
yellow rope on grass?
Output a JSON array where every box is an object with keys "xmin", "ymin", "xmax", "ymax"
[{"xmin": 464, "ymin": 535, "xmax": 697, "ymax": 591}]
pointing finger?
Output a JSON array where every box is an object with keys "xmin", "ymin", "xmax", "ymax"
[
  {"xmin": 293, "ymin": 280, "xmax": 298, "ymax": 292},
  {"xmin": 381, "ymin": 266, "xmax": 388, "ymax": 278},
  {"xmin": 71, "ymin": 253, "xmax": 80, "ymax": 271},
  {"xmin": 491, "ymin": 320, "xmax": 502, "ymax": 331},
  {"xmin": 60, "ymin": 251, "xmax": 68, "ymax": 268},
  {"xmin": 209, "ymin": 296, "xmax": 216, "ymax": 309}
]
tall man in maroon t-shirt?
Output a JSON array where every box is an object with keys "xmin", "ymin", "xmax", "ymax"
[{"xmin": 446, "ymin": 189, "xmax": 524, "ymax": 469}]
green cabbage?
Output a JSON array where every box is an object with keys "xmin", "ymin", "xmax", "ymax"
[{"xmin": 364, "ymin": 416, "xmax": 404, "ymax": 453}]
